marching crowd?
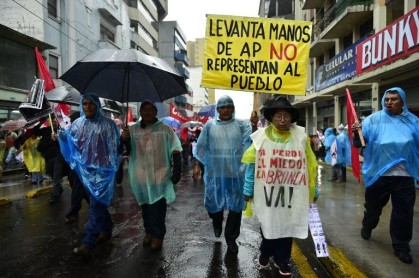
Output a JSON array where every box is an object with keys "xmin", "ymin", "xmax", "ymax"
[{"xmin": 0, "ymin": 86, "xmax": 417, "ymax": 275}]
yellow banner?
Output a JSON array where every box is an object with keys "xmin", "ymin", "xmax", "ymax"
[{"xmin": 202, "ymin": 15, "xmax": 312, "ymax": 96}]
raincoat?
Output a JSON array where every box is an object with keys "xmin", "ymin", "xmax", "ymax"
[
  {"xmin": 128, "ymin": 119, "xmax": 182, "ymax": 206},
  {"xmin": 361, "ymin": 87, "xmax": 419, "ymax": 187},
  {"xmin": 324, "ymin": 128, "xmax": 344, "ymax": 166},
  {"xmin": 20, "ymin": 136, "xmax": 45, "ymax": 173},
  {"xmin": 241, "ymin": 124, "xmax": 317, "ymax": 239},
  {"xmin": 336, "ymin": 129, "xmax": 351, "ymax": 167},
  {"xmin": 59, "ymin": 94, "xmax": 121, "ymax": 206},
  {"xmin": 194, "ymin": 117, "xmax": 252, "ymax": 213}
]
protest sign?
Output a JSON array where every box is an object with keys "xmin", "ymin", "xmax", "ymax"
[
  {"xmin": 202, "ymin": 15, "xmax": 312, "ymax": 95},
  {"xmin": 309, "ymin": 204, "xmax": 329, "ymax": 258}
]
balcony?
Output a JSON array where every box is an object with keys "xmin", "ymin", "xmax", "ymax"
[
  {"xmin": 313, "ymin": 0, "xmax": 373, "ymax": 41},
  {"xmin": 174, "ymin": 51, "xmax": 190, "ymax": 66},
  {"xmin": 174, "ymin": 65, "xmax": 190, "ymax": 79},
  {"xmin": 302, "ymin": 0, "xmax": 324, "ymax": 10}
]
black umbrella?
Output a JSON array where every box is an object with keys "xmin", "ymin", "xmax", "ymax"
[
  {"xmin": 59, "ymin": 48, "xmax": 187, "ymax": 103},
  {"xmin": 45, "ymin": 86, "xmax": 81, "ymax": 105}
]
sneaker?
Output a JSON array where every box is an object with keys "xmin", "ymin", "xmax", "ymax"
[
  {"xmin": 277, "ymin": 263, "xmax": 292, "ymax": 276},
  {"xmin": 361, "ymin": 227, "xmax": 371, "ymax": 240},
  {"xmin": 73, "ymin": 244, "xmax": 91, "ymax": 258},
  {"xmin": 394, "ymin": 250, "xmax": 413, "ymax": 264},
  {"xmin": 254, "ymin": 255, "xmax": 269, "ymax": 269},
  {"xmin": 143, "ymin": 234, "xmax": 152, "ymax": 247},
  {"xmin": 150, "ymin": 238, "xmax": 163, "ymax": 251}
]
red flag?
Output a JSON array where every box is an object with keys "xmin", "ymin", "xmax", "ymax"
[
  {"xmin": 127, "ymin": 107, "xmax": 134, "ymax": 123},
  {"xmin": 35, "ymin": 47, "xmax": 71, "ymax": 115},
  {"xmin": 35, "ymin": 47, "xmax": 56, "ymax": 92},
  {"xmin": 346, "ymin": 88, "xmax": 361, "ymax": 183}
]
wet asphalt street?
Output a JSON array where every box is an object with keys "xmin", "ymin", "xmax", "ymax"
[{"xmin": 0, "ymin": 162, "xmax": 418, "ymax": 277}]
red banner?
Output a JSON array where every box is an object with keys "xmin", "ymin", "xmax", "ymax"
[
  {"xmin": 169, "ymin": 104, "xmax": 189, "ymax": 123},
  {"xmin": 356, "ymin": 7, "xmax": 419, "ymax": 75},
  {"xmin": 35, "ymin": 47, "xmax": 71, "ymax": 115},
  {"xmin": 346, "ymin": 88, "xmax": 361, "ymax": 183}
]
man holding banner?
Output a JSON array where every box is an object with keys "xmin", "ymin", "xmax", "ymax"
[{"xmin": 352, "ymin": 87, "xmax": 419, "ymax": 264}]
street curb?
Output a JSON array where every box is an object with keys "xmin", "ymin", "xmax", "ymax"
[
  {"xmin": 319, "ymin": 246, "xmax": 367, "ymax": 278},
  {"xmin": 316, "ymin": 161, "xmax": 367, "ymax": 277},
  {"xmin": 0, "ymin": 198, "xmax": 12, "ymax": 207},
  {"xmin": 26, "ymin": 186, "xmax": 52, "ymax": 198}
]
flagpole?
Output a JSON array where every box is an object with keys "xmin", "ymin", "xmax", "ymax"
[
  {"xmin": 345, "ymin": 88, "xmax": 365, "ymax": 146},
  {"xmin": 48, "ymin": 113, "xmax": 55, "ymax": 134}
]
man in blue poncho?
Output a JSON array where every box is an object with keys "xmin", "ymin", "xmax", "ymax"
[
  {"xmin": 336, "ymin": 124, "xmax": 351, "ymax": 182},
  {"xmin": 324, "ymin": 127, "xmax": 345, "ymax": 182},
  {"xmin": 352, "ymin": 87, "xmax": 419, "ymax": 264},
  {"xmin": 193, "ymin": 95, "xmax": 252, "ymax": 254},
  {"xmin": 58, "ymin": 93, "xmax": 121, "ymax": 258}
]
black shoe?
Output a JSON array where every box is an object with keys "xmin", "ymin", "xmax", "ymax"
[
  {"xmin": 212, "ymin": 221, "xmax": 222, "ymax": 238},
  {"xmin": 227, "ymin": 242, "xmax": 238, "ymax": 254},
  {"xmin": 361, "ymin": 227, "xmax": 371, "ymax": 240},
  {"xmin": 394, "ymin": 250, "xmax": 413, "ymax": 264}
]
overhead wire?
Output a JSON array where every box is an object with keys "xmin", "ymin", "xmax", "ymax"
[{"xmin": 12, "ymin": 0, "xmax": 100, "ymax": 53}]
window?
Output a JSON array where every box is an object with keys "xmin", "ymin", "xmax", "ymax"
[
  {"xmin": 48, "ymin": 54, "xmax": 59, "ymax": 79},
  {"xmin": 48, "ymin": 0, "xmax": 58, "ymax": 18},
  {"xmin": 100, "ymin": 24, "xmax": 115, "ymax": 42},
  {"xmin": 385, "ymin": 0, "xmax": 403, "ymax": 24}
]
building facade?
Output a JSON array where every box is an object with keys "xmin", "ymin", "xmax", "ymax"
[
  {"xmin": 257, "ymin": 0, "xmax": 419, "ymax": 134},
  {"xmin": 0, "ymin": 0, "xmax": 170, "ymax": 122}
]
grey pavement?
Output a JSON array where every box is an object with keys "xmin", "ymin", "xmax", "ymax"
[{"xmin": 0, "ymin": 163, "xmax": 418, "ymax": 277}]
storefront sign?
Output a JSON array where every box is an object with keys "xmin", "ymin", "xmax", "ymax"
[
  {"xmin": 315, "ymin": 40, "xmax": 360, "ymax": 92},
  {"xmin": 356, "ymin": 7, "xmax": 419, "ymax": 74}
]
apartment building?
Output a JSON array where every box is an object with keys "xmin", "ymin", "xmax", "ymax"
[
  {"xmin": 297, "ymin": 0, "xmax": 419, "ymax": 133},
  {"xmin": 159, "ymin": 21, "xmax": 192, "ymax": 117},
  {"xmin": 257, "ymin": 0, "xmax": 419, "ymax": 133},
  {"xmin": 0, "ymin": 0, "xmax": 172, "ymax": 122}
]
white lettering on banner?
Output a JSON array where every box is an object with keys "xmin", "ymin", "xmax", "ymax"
[
  {"xmin": 325, "ymin": 49, "xmax": 353, "ymax": 71},
  {"xmin": 361, "ymin": 9, "xmax": 419, "ymax": 70},
  {"xmin": 171, "ymin": 106, "xmax": 178, "ymax": 115}
]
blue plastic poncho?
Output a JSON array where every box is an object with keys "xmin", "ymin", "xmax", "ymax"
[
  {"xmin": 127, "ymin": 119, "xmax": 182, "ymax": 206},
  {"xmin": 324, "ymin": 128, "xmax": 344, "ymax": 165},
  {"xmin": 361, "ymin": 87, "xmax": 419, "ymax": 187},
  {"xmin": 194, "ymin": 104, "xmax": 252, "ymax": 213},
  {"xmin": 336, "ymin": 130, "xmax": 351, "ymax": 166},
  {"xmin": 59, "ymin": 93, "xmax": 121, "ymax": 206}
]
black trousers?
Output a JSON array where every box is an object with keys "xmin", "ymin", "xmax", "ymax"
[
  {"xmin": 363, "ymin": 176, "xmax": 416, "ymax": 251},
  {"xmin": 259, "ymin": 230, "xmax": 293, "ymax": 265},
  {"xmin": 209, "ymin": 210, "xmax": 242, "ymax": 244},
  {"xmin": 66, "ymin": 170, "xmax": 89, "ymax": 218}
]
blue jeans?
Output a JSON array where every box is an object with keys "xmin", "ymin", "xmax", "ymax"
[
  {"xmin": 142, "ymin": 198, "xmax": 167, "ymax": 239},
  {"xmin": 82, "ymin": 191, "xmax": 112, "ymax": 248}
]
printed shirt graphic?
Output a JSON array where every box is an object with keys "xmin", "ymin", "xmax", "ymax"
[{"xmin": 252, "ymin": 127, "xmax": 309, "ymax": 239}]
